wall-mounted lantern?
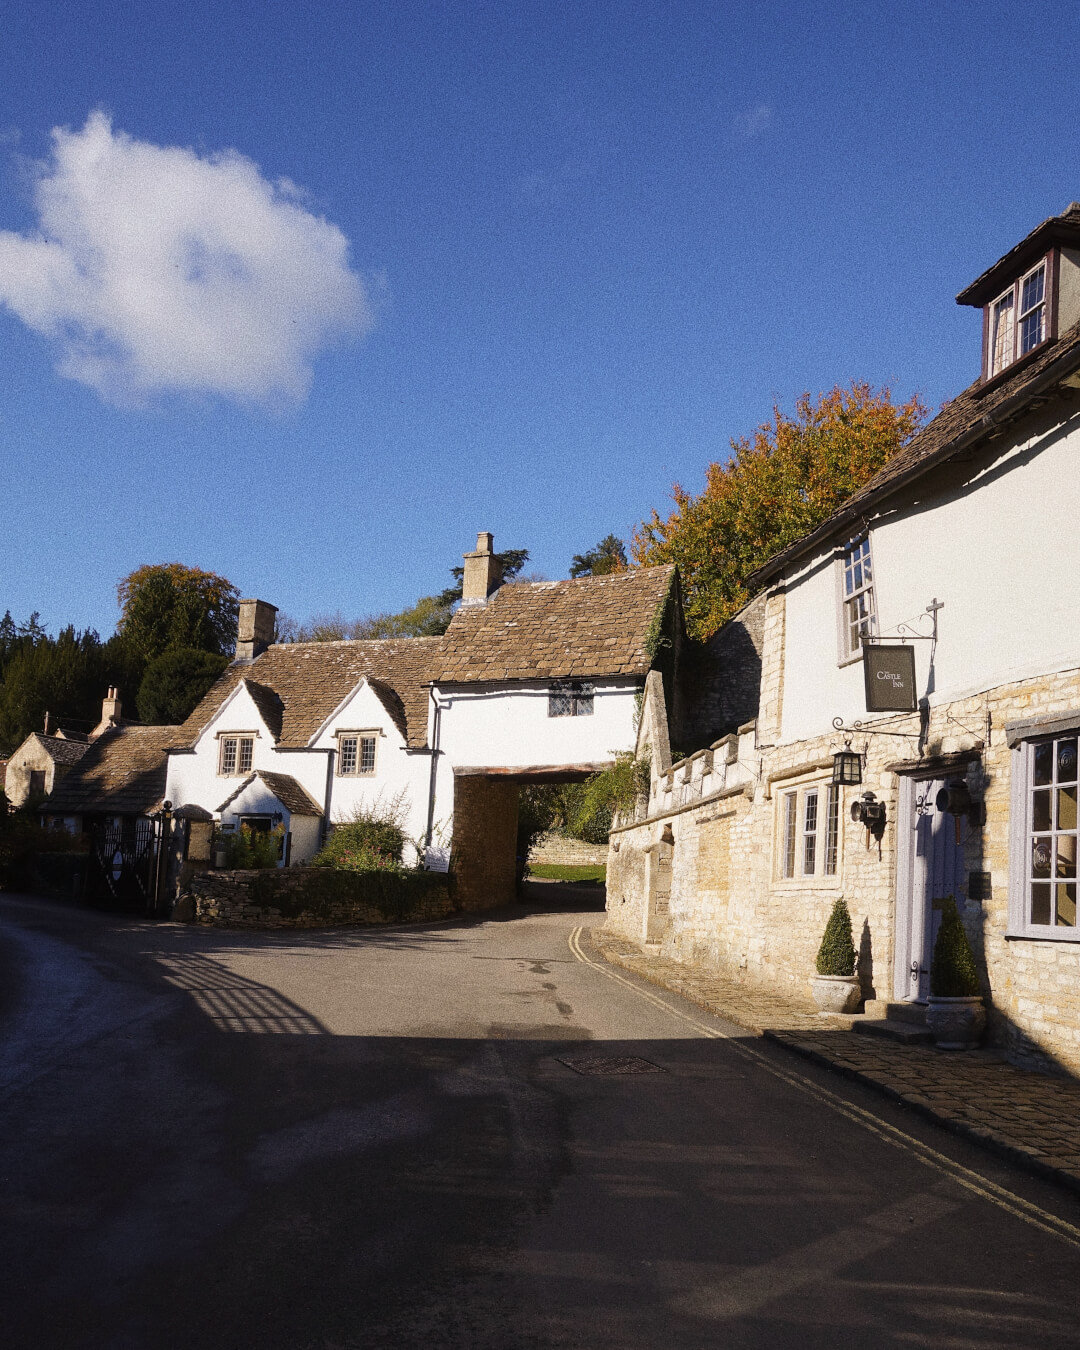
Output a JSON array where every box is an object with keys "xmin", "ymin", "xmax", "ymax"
[
  {"xmin": 832, "ymin": 744, "xmax": 863, "ymax": 786},
  {"xmin": 935, "ymin": 779, "xmax": 985, "ymax": 843},
  {"xmin": 851, "ymin": 791, "xmax": 887, "ymax": 847}
]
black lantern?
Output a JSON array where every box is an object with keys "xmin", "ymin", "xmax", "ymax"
[{"xmin": 832, "ymin": 746, "xmax": 862, "ymax": 786}]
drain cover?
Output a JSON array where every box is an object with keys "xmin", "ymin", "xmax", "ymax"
[{"xmin": 556, "ymin": 1054, "xmax": 666, "ymax": 1076}]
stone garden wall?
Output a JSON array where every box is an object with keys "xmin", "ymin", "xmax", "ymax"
[{"xmin": 184, "ymin": 866, "xmax": 455, "ymax": 929}]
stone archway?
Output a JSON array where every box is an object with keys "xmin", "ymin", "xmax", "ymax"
[{"xmin": 448, "ymin": 763, "xmax": 610, "ymax": 912}]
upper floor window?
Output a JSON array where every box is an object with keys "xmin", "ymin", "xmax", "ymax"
[
  {"xmin": 548, "ymin": 679, "xmax": 594, "ymax": 717},
  {"xmin": 988, "ymin": 259, "xmax": 1048, "ymax": 378},
  {"xmin": 219, "ymin": 735, "xmax": 254, "ymax": 776},
  {"xmin": 839, "ymin": 536, "xmax": 876, "ymax": 663},
  {"xmin": 339, "ymin": 732, "xmax": 377, "ymax": 776}
]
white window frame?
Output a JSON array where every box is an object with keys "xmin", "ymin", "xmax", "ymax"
[
  {"xmin": 986, "ymin": 256, "xmax": 1050, "ymax": 379},
  {"xmin": 1008, "ymin": 729, "xmax": 1080, "ymax": 941},
  {"xmin": 217, "ymin": 733, "xmax": 255, "ymax": 777},
  {"xmin": 337, "ymin": 730, "xmax": 379, "ymax": 777},
  {"xmin": 776, "ymin": 777, "xmax": 843, "ymax": 885},
  {"xmin": 836, "ymin": 535, "xmax": 876, "ymax": 666}
]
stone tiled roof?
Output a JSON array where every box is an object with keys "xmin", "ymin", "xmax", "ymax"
[
  {"xmin": 751, "ymin": 321, "xmax": 1080, "ymax": 588},
  {"xmin": 179, "ymin": 638, "xmax": 442, "ymax": 751},
  {"xmin": 243, "ymin": 679, "xmax": 284, "ymax": 741},
  {"xmin": 31, "ymin": 734, "xmax": 91, "ymax": 767},
  {"xmin": 432, "ymin": 567, "xmax": 676, "ymax": 685},
  {"xmin": 217, "ymin": 770, "xmax": 323, "ymax": 817},
  {"xmin": 43, "ymin": 725, "xmax": 178, "ymax": 817}
]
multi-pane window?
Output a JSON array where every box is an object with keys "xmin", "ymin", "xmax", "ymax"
[
  {"xmin": 840, "ymin": 536, "xmax": 875, "ymax": 661},
  {"xmin": 988, "ymin": 259, "xmax": 1048, "ymax": 377},
  {"xmin": 803, "ymin": 789, "xmax": 819, "ymax": 875},
  {"xmin": 780, "ymin": 783, "xmax": 840, "ymax": 880},
  {"xmin": 339, "ymin": 734, "xmax": 377, "ymax": 776},
  {"xmin": 1027, "ymin": 735, "xmax": 1078, "ymax": 929},
  {"xmin": 219, "ymin": 736, "xmax": 254, "ymax": 776},
  {"xmin": 548, "ymin": 679, "xmax": 594, "ymax": 717}
]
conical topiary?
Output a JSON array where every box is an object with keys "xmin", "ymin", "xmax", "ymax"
[
  {"xmin": 930, "ymin": 897, "xmax": 980, "ymax": 997},
  {"xmin": 815, "ymin": 898, "xmax": 856, "ymax": 976}
]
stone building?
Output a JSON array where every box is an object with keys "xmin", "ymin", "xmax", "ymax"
[
  {"xmin": 4, "ymin": 732, "xmax": 90, "ymax": 807},
  {"xmin": 605, "ymin": 204, "xmax": 1080, "ymax": 1074},
  {"xmin": 157, "ymin": 534, "xmax": 684, "ymax": 907}
]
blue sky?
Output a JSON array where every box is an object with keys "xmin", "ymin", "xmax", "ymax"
[{"xmin": 3, "ymin": 1, "xmax": 1080, "ymax": 637}]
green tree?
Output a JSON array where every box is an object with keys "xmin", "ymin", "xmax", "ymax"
[
  {"xmin": 136, "ymin": 647, "xmax": 230, "ymax": 725},
  {"xmin": 816, "ymin": 898, "xmax": 857, "ymax": 977},
  {"xmin": 116, "ymin": 564, "xmax": 240, "ymax": 664},
  {"xmin": 570, "ymin": 534, "xmax": 627, "ymax": 577},
  {"xmin": 633, "ymin": 383, "xmax": 926, "ymax": 639}
]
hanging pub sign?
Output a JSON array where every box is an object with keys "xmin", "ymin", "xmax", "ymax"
[{"xmin": 862, "ymin": 643, "xmax": 917, "ymax": 713}]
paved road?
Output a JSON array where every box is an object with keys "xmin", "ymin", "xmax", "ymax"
[{"xmin": 3, "ymin": 887, "xmax": 1080, "ymax": 1349}]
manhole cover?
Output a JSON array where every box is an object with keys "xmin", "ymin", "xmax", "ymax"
[{"xmin": 556, "ymin": 1054, "xmax": 666, "ymax": 1076}]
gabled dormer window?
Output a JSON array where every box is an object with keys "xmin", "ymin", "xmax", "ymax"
[{"xmin": 987, "ymin": 258, "xmax": 1049, "ymax": 378}]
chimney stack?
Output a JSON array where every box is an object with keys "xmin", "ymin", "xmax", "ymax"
[
  {"xmin": 461, "ymin": 532, "xmax": 503, "ymax": 606},
  {"xmin": 236, "ymin": 599, "xmax": 278, "ymax": 661},
  {"xmin": 91, "ymin": 687, "xmax": 123, "ymax": 739}
]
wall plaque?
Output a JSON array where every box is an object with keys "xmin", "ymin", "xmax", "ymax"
[{"xmin": 862, "ymin": 644, "xmax": 917, "ymax": 713}]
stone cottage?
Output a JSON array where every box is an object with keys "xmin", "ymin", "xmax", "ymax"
[{"xmin": 605, "ymin": 203, "xmax": 1080, "ymax": 1074}]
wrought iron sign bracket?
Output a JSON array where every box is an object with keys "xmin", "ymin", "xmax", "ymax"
[
  {"xmin": 863, "ymin": 597, "xmax": 944, "ymax": 646},
  {"xmin": 831, "ymin": 715, "xmax": 921, "ymax": 741}
]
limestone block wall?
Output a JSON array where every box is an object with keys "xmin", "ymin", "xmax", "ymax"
[{"xmin": 605, "ymin": 663, "xmax": 1080, "ymax": 1076}]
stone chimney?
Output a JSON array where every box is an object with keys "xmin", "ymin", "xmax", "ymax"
[
  {"xmin": 91, "ymin": 687, "xmax": 123, "ymax": 739},
  {"xmin": 236, "ymin": 599, "xmax": 278, "ymax": 661},
  {"xmin": 461, "ymin": 532, "xmax": 503, "ymax": 607}
]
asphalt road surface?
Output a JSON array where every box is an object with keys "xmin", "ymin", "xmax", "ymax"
[{"xmin": 3, "ymin": 885, "xmax": 1080, "ymax": 1349}]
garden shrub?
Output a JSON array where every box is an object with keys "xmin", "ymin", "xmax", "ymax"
[
  {"xmin": 930, "ymin": 897, "xmax": 980, "ymax": 997},
  {"xmin": 220, "ymin": 824, "xmax": 283, "ymax": 870},
  {"xmin": 815, "ymin": 898, "xmax": 857, "ymax": 977},
  {"xmin": 313, "ymin": 804, "xmax": 407, "ymax": 874}
]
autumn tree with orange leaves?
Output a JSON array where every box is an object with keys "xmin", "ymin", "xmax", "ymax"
[
  {"xmin": 632, "ymin": 383, "xmax": 926, "ymax": 640},
  {"xmin": 116, "ymin": 563, "xmax": 240, "ymax": 664}
]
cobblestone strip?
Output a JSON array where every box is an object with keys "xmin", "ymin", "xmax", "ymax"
[{"xmin": 592, "ymin": 929, "xmax": 1080, "ymax": 1196}]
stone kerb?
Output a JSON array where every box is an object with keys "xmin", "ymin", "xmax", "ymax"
[{"xmin": 184, "ymin": 867, "xmax": 454, "ymax": 929}]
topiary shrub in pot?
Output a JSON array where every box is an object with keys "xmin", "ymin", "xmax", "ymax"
[
  {"xmin": 926, "ymin": 897, "xmax": 986, "ymax": 1049},
  {"xmin": 811, "ymin": 898, "xmax": 862, "ymax": 1013}
]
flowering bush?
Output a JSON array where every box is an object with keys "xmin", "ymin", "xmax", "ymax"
[
  {"xmin": 219, "ymin": 824, "xmax": 283, "ymax": 870},
  {"xmin": 313, "ymin": 807, "xmax": 408, "ymax": 874}
]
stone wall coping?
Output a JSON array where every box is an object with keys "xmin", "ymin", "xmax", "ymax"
[{"xmin": 609, "ymin": 779, "xmax": 751, "ymax": 837}]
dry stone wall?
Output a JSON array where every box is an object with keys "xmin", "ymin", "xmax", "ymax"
[{"xmin": 185, "ymin": 866, "xmax": 454, "ymax": 929}]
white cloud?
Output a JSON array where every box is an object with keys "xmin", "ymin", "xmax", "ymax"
[
  {"xmin": 0, "ymin": 112, "xmax": 372, "ymax": 405},
  {"xmin": 737, "ymin": 103, "xmax": 774, "ymax": 138}
]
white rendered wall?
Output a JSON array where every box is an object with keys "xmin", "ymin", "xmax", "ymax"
[
  {"xmin": 779, "ymin": 409, "xmax": 1080, "ymax": 744},
  {"xmin": 433, "ymin": 680, "xmax": 640, "ymax": 769}
]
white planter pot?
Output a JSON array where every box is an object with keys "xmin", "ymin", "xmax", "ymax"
[
  {"xmin": 811, "ymin": 974, "xmax": 861, "ymax": 1014},
  {"xmin": 926, "ymin": 995, "xmax": 986, "ymax": 1050}
]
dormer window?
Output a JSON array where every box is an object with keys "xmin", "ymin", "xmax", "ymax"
[{"xmin": 987, "ymin": 259, "xmax": 1049, "ymax": 377}]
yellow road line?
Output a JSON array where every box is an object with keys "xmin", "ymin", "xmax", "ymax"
[{"xmin": 568, "ymin": 926, "xmax": 1080, "ymax": 1250}]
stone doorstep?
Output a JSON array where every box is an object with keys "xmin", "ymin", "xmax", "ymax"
[
  {"xmin": 853, "ymin": 1018, "xmax": 935, "ymax": 1047},
  {"xmin": 591, "ymin": 929, "xmax": 1080, "ymax": 1199}
]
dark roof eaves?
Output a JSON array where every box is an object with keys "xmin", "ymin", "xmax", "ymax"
[
  {"xmin": 749, "ymin": 338, "xmax": 1080, "ymax": 590},
  {"xmin": 956, "ymin": 212, "xmax": 1080, "ymax": 307}
]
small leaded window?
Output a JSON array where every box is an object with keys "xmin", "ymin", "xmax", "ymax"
[
  {"xmin": 840, "ymin": 536, "xmax": 875, "ymax": 661},
  {"xmin": 779, "ymin": 782, "xmax": 841, "ymax": 881},
  {"xmin": 339, "ymin": 734, "xmax": 378, "ymax": 776},
  {"xmin": 548, "ymin": 679, "xmax": 594, "ymax": 717},
  {"xmin": 1028, "ymin": 734, "xmax": 1078, "ymax": 929},
  {"xmin": 219, "ymin": 736, "xmax": 254, "ymax": 776}
]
